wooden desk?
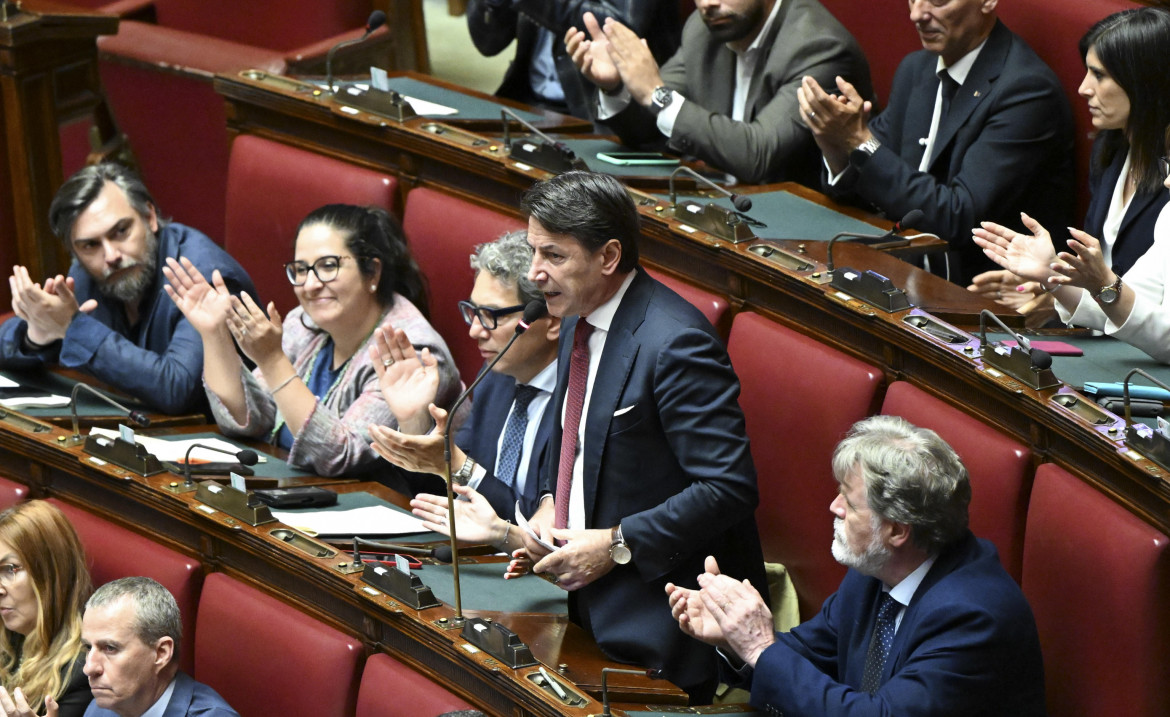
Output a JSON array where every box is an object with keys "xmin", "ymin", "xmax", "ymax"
[{"xmin": 0, "ymin": 407, "xmax": 689, "ymax": 715}]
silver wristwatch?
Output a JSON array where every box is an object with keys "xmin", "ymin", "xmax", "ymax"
[
  {"xmin": 649, "ymin": 86, "xmax": 674, "ymax": 116},
  {"xmin": 1096, "ymin": 275, "xmax": 1123, "ymax": 305},
  {"xmin": 610, "ymin": 525, "xmax": 631, "ymax": 565},
  {"xmin": 452, "ymin": 456, "xmax": 476, "ymax": 486}
]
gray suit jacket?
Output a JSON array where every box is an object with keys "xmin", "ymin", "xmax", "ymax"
[{"xmin": 602, "ymin": 0, "xmax": 871, "ymax": 185}]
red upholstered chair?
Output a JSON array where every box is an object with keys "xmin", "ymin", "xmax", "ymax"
[
  {"xmin": 402, "ymin": 187, "xmax": 525, "ymax": 385},
  {"xmin": 46, "ymin": 500, "xmax": 202, "ymax": 673},
  {"xmin": 194, "ymin": 572, "xmax": 362, "ymax": 717},
  {"xmin": 727, "ymin": 312, "xmax": 883, "ymax": 619},
  {"xmin": 224, "ymin": 135, "xmax": 400, "ymax": 314},
  {"xmin": 1022, "ymin": 464, "xmax": 1170, "ymax": 717},
  {"xmin": 355, "ymin": 653, "xmax": 473, "ymax": 717},
  {"xmin": 880, "ymin": 381, "xmax": 1032, "ymax": 582},
  {"xmin": 0, "ymin": 477, "xmax": 26, "ymax": 511},
  {"xmin": 645, "ymin": 267, "xmax": 732, "ymax": 340}
]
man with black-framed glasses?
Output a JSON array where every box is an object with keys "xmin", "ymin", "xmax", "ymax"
[{"xmin": 371, "ymin": 231, "xmax": 561, "ymax": 521}]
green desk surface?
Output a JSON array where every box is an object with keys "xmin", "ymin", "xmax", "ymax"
[
  {"xmin": 420, "ymin": 561, "xmax": 567, "ymax": 614},
  {"xmin": 0, "ymin": 369, "xmax": 152, "ymax": 418},
  {"xmin": 654, "ymin": 188, "xmax": 880, "ymax": 241},
  {"xmin": 381, "ymin": 76, "xmax": 545, "ymax": 123}
]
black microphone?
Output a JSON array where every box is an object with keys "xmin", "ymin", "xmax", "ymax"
[
  {"xmin": 348, "ymin": 538, "xmax": 453, "ymax": 563},
  {"xmin": 325, "ymin": 9, "xmax": 388, "ymax": 94},
  {"xmin": 68, "ymin": 382, "xmax": 149, "ymax": 442},
  {"xmin": 598, "ymin": 668, "xmax": 663, "ymax": 717},
  {"xmin": 669, "ymin": 166, "xmax": 751, "ymax": 211},
  {"xmin": 978, "ymin": 309, "xmax": 1051, "ymax": 370},
  {"xmin": 826, "ymin": 209, "xmax": 923, "ymax": 272},
  {"xmin": 177, "ymin": 443, "xmax": 260, "ymax": 489}
]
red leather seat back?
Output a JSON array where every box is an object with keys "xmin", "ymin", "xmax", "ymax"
[
  {"xmin": 727, "ymin": 312, "xmax": 883, "ymax": 619},
  {"xmin": 402, "ymin": 188, "xmax": 525, "ymax": 386},
  {"xmin": 0, "ymin": 477, "xmax": 26, "ymax": 511},
  {"xmin": 1022, "ymin": 464, "xmax": 1170, "ymax": 717},
  {"xmin": 194, "ymin": 572, "xmax": 361, "ymax": 717},
  {"xmin": 355, "ymin": 653, "xmax": 473, "ymax": 717},
  {"xmin": 645, "ymin": 267, "xmax": 731, "ymax": 340},
  {"xmin": 224, "ymin": 135, "xmax": 400, "ymax": 315},
  {"xmin": 152, "ymin": 0, "xmax": 370, "ymax": 52},
  {"xmin": 47, "ymin": 500, "xmax": 202, "ymax": 673},
  {"xmin": 817, "ymin": 0, "xmax": 920, "ymax": 106},
  {"xmin": 880, "ymin": 381, "xmax": 1032, "ymax": 581}
]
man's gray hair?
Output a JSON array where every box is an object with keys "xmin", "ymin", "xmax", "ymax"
[
  {"xmin": 87, "ymin": 576, "xmax": 182, "ymax": 656},
  {"xmin": 831, "ymin": 415, "xmax": 971, "ymax": 555},
  {"xmin": 469, "ymin": 230, "xmax": 541, "ymax": 305},
  {"xmin": 49, "ymin": 163, "xmax": 162, "ymax": 249}
]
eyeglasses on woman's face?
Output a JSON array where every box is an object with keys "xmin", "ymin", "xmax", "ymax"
[
  {"xmin": 284, "ymin": 255, "xmax": 354, "ymax": 286},
  {"xmin": 0, "ymin": 563, "xmax": 24, "ymax": 586}
]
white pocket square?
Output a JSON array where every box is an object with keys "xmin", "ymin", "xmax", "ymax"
[{"xmin": 613, "ymin": 404, "xmax": 636, "ymax": 417}]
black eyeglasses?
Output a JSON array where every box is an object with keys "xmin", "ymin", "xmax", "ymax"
[
  {"xmin": 284, "ymin": 255, "xmax": 353, "ymax": 286},
  {"xmin": 458, "ymin": 300, "xmax": 525, "ymax": 330}
]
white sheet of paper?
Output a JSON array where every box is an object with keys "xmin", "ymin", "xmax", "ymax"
[
  {"xmin": 516, "ymin": 500, "xmax": 557, "ymax": 552},
  {"xmin": 0, "ymin": 395, "xmax": 70, "ymax": 408},
  {"xmin": 87, "ymin": 429, "xmax": 257, "ymax": 463},
  {"xmin": 272, "ymin": 505, "xmax": 426, "ymax": 537},
  {"xmin": 370, "ymin": 67, "xmax": 389, "ymax": 91},
  {"xmin": 0, "ymin": 375, "xmax": 19, "ymax": 388}
]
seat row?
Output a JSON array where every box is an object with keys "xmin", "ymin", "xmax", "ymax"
[{"xmin": 0, "ymin": 480, "xmax": 472, "ymax": 717}]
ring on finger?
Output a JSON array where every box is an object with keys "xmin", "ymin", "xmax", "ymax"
[
  {"xmin": 382, "ymin": 357, "xmax": 394, "ymax": 368},
  {"xmin": 806, "ymin": 109, "xmax": 816, "ymax": 119}
]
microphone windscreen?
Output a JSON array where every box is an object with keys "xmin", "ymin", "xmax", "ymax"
[
  {"xmin": 236, "ymin": 449, "xmax": 260, "ymax": 466},
  {"xmin": 731, "ymin": 194, "xmax": 752, "ymax": 212},
  {"xmin": 516, "ymin": 300, "xmax": 548, "ymax": 333},
  {"xmin": 129, "ymin": 411, "xmax": 151, "ymax": 428},
  {"xmin": 366, "ymin": 9, "xmax": 387, "ymax": 31},
  {"xmin": 432, "ymin": 543, "xmax": 453, "ymax": 563},
  {"xmin": 898, "ymin": 209, "xmax": 924, "ymax": 229},
  {"xmin": 1031, "ymin": 348, "xmax": 1053, "ymax": 370}
]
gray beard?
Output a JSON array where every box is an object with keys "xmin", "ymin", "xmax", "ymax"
[
  {"xmin": 831, "ymin": 517, "xmax": 892, "ymax": 577},
  {"xmin": 97, "ymin": 230, "xmax": 158, "ymax": 304}
]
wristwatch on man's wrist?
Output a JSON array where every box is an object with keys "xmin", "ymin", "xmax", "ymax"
[
  {"xmin": 610, "ymin": 525, "xmax": 631, "ymax": 565},
  {"xmin": 452, "ymin": 456, "xmax": 476, "ymax": 486},
  {"xmin": 850, "ymin": 136, "xmax": 882, "ymax": 166},
  {"xmin": 1096, "ymin": 274, "xmax": 1123, "ymax": 305},
  {"xmin": 649, "ymin": 85, "xmax": 674, "ymax": 115}
]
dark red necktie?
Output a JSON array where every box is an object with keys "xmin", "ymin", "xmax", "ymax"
[{"xmin": 554, "ymin": 320, "xmax": 594, "ymax": 529}]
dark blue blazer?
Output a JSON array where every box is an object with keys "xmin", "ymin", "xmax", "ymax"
[
  {"xmin": 455, "ymin": 367, "xmax": 552, "ymax": 519},
  {"xmin": 1082, "ymin": 135, "xmax": 1168, "ymax": 279},
  {"xmin": 750, "ymin": 533, "xmax": 1046, "ymax": 716},
  {"xmin": 542, "ymin": 269, "xmax": 766, "ymax": 695},
  {"xmin": 83, "ymin": 671, "xmax": 239, "ymax": 716},
  {"xmin": 828, "ymin": 20, "xmax": 1076, "ymax": 284}
]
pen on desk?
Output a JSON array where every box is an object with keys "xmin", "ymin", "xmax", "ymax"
[{"xmin": 539, "ymin": 666, "xmax": 568, "ymax": 700}]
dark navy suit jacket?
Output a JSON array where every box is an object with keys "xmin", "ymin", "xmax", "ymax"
[
  {"xmin": 750, "ymin": 533, "xmax": 1046, "ymax": 716},
  {"xmin": 1082, "ymin": 135, "xmax": 1168, "ymax": 278},
  {"xmin": 83, "ymin": 671, "xmax": 239, "ymax": 717},
  {"xmin": 455, "ymin": 367, "xmax": 552, "ymax": 519},
  {"xmin": 542, "ymin": 269, "xmax": 766, "ymax": 695},
  {"xmin": 828, "ymin": 20, "xmax": 1076, "ymax": 284}
]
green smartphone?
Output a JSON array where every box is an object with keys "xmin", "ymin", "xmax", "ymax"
[{"xmin": 595, "ymin": 151, "xmax": 681, "ymax": 166}]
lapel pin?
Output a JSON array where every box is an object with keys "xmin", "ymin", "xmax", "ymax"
[{"xmin": 973, "ymin": 90, "xmax": 982, "ymax": 97}]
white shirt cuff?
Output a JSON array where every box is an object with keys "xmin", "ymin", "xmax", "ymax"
[
  {"xmin": 655, "ymin": 91, "xmax": 685, "ymax": 138},
  {"xmin": 825, "ymin": 156, "xmax": 848, "ymax": 186},
  {"xmin": 597, "ymin": 87, "xmax": 632, "ymax": 120}
]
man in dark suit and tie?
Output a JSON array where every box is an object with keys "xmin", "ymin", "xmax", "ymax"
[
  {"xmin": 518, "ymin": 170, "xmax": 766, "ymax": 701},
  {"xmin": 667, "ymin": 415, "xmax": 1046, "ymax": 716},
  {"xmin": 371, "ymin": 231, "xmax": 561, "ymax": 525},
  {"xmin": 798, "ymin": 0, "xmax": 1075, "ymax": 284}
]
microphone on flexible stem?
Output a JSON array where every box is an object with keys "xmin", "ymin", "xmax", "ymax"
[
  {"xmin": 598, "ymin": 668, "xmax": 662, "ymax": 717},
  {"xmin": 177, "ymin": 443, "xmax": 259, "ymax": 491},
  {"xmin": 978, "ymin": 309, "xmax": 1052, "ymax": 370},
  {"xmin": 441, "ymin": 299, "xmax": 548, "ymax": 623},
  {"xmin": 826, "ymin": 208, "xmax": 923, "ymax": 273},
  {"xmin": 347, "ymin": 537, "xmax": 453, "ymax": 563},
  {"xmin": 68, "ymin": 382, "xmax": 150, "ymax": 444},
  {"xmin": 324, "ymin": 9, "xmax": 387, "ymax": 94},
  {"xmin": 668, "ymin": 165, "xmax": 751, "ymax": 211}
]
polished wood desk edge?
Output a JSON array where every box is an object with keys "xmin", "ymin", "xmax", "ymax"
[{"xmin": 0, "ymin": 414, "xmax": 688, "ymax": 714}]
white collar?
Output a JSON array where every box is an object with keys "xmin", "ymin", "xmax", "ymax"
[
  {"xmin": 737, "ymin": 0, "xmax": 784, "ymax": 58},
  {"xmin": 885, "ymin": 555, "xmax": 937, "ymax": 608},
  {"xmin": 581, "ymin": 271, "xmax": 637, "ymax": 333},
  {"xmin": 934, "ymin": 36, "xmax": 988, "ymax": 85}
]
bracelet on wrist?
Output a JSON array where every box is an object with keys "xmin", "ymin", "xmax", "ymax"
[{"xmin": 270, "ymin": 374, "xmax": 298, "ymax": 395}]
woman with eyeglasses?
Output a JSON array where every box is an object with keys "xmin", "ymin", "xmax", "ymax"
[
  {"xmin": 0, "ymin": 501, "xmax": 92, "ymax": 717},
  {"xmin": 164, "ymin": 204, "xmax": 461, "ymax": 476},
  {"xmin": 968, "ymin": 7, "xmax": 1170, "ymax": 330}
]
